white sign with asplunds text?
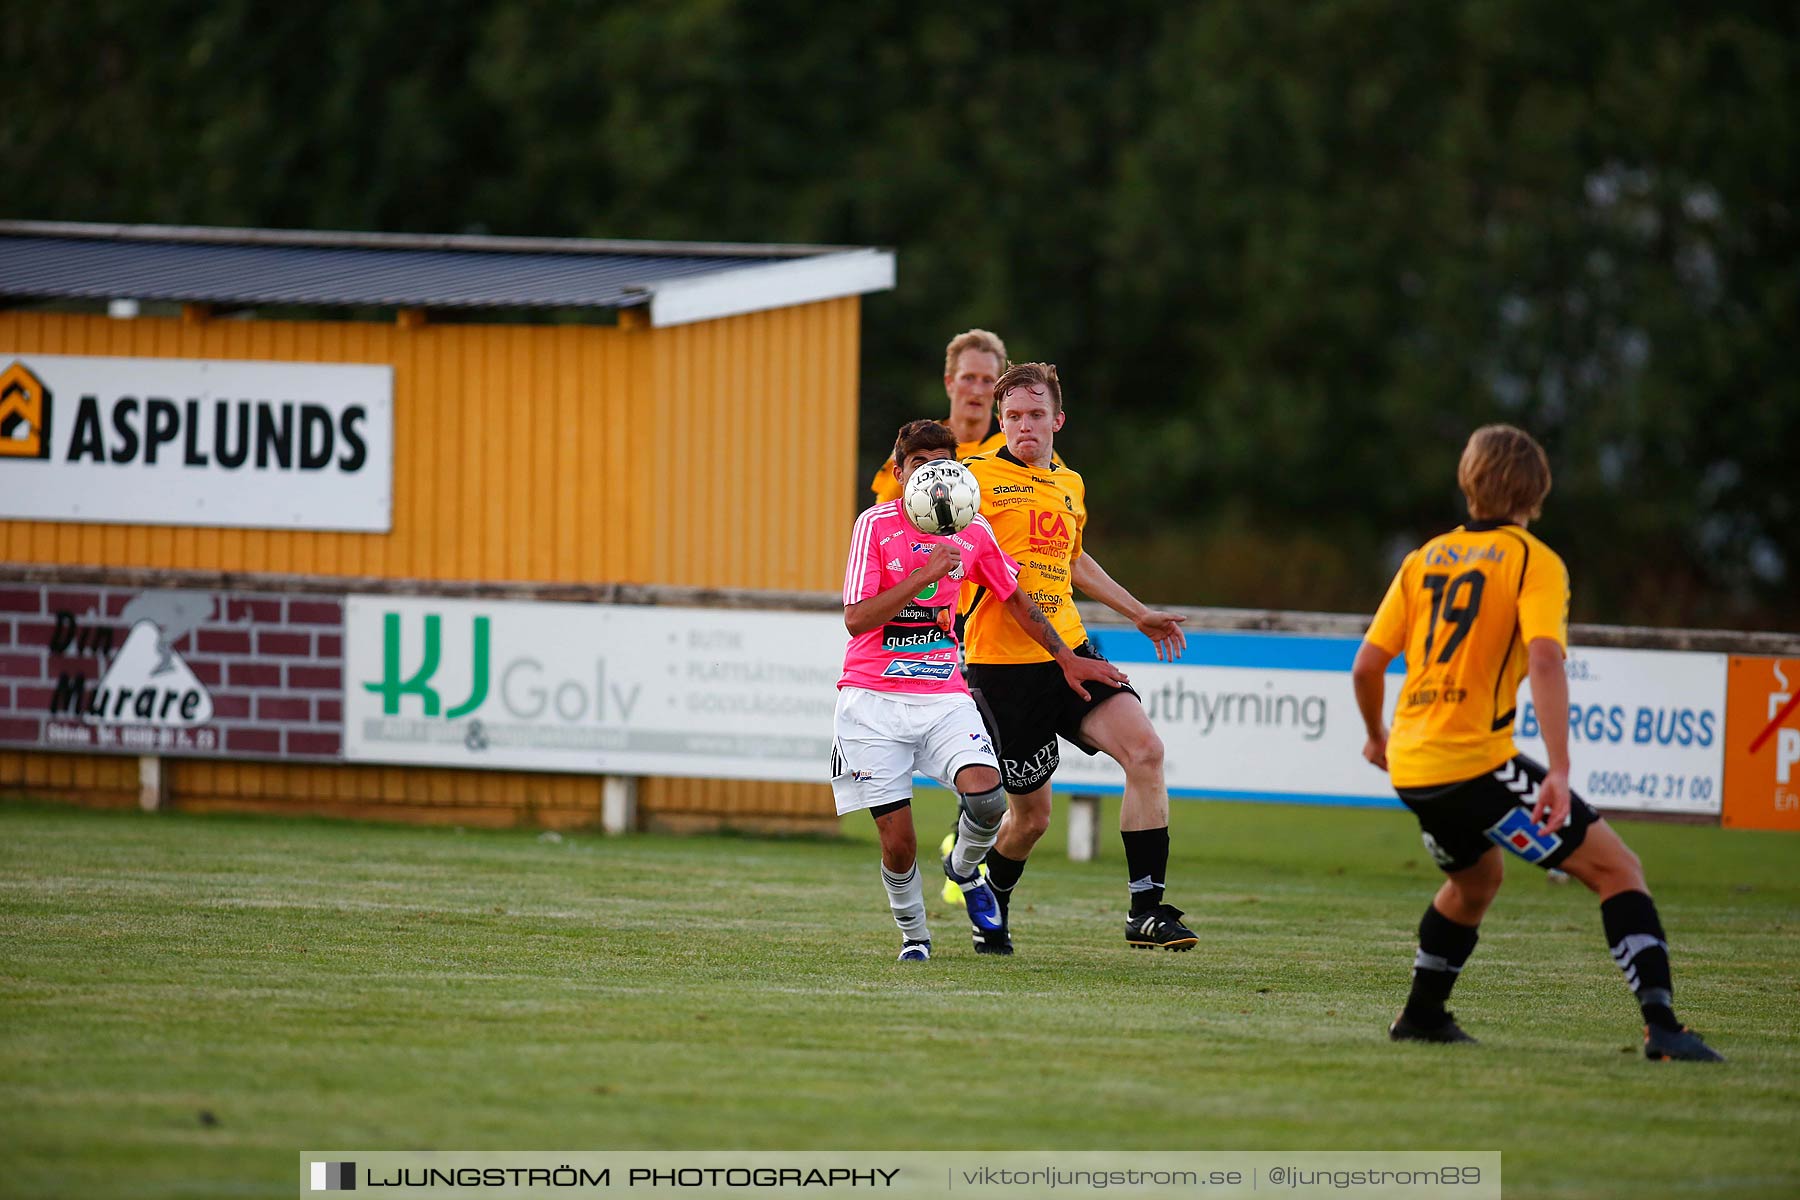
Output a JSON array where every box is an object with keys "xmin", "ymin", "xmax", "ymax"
[{"xmin": 0, "ymin": 352, "xmax": 392, "ymax": 531}]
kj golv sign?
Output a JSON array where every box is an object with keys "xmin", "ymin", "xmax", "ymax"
[
  {"xmin": 343, "ymin": 597, "xmax": 842, "ymax": 779},
  {"xmin": 0, "ymin": 352, "xmax": 392, "ymax": 531}
]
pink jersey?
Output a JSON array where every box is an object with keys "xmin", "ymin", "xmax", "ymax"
[{"xmin": 839, "ymin": 502, "xmax": 1020, "ymax": 694}]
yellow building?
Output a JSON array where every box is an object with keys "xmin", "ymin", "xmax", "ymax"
[{"xmin": 0, "ymin": 221, "xmax": 893, "ymax": 829}]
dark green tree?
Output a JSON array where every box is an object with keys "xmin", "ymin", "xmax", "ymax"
[{"xmin": 2, "ymin": 1, "xmax": 1791, "ymax": 625}]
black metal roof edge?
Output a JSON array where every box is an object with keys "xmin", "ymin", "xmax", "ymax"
[
  {"xmin": 0, "ymin": 282, "xmax": 648, "ymax": 312},
  {"xmin": 0, "ymin": 219, "xmax": 878, "ymax": 261}
]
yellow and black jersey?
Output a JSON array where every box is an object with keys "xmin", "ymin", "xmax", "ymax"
[
  {"xmin": 960, "ymin": 446, "xmax": 1087, "ymax": 664},
  {"xmin": 869, "ymin": 427, "xmax": 1060, "ymax": 503},
  {"xmin": 1365, "ymin": 520, "xmax": 1570, "ymax": 788}
]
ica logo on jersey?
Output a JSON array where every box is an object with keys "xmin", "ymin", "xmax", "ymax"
[{"xmin": 1028, "ymin": 509, "xmax": 1072, "ymax": 556}]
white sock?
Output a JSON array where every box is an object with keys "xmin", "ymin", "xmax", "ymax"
[
  {"xmin": 881, "ymin": 862, "xmax": 928, "ymax": 941},
  {"xmin": 952, "ymin": 811, "xmax": 1000, "ymax": 879}
]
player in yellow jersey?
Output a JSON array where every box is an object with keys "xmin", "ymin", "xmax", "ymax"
[
  {"xmin": 869, "ymin": 329, "xmax": 1059, "ymax": 504},
  {"xmin": 956, "ymin": 362, "xmax": 1193, "ymax": 955},
  {"xmin": 1351, "ymin": 425, "xmax": 1722, "ymax": 1061}
]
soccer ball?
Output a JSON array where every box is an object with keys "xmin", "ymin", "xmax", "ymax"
[{"xmin": 902, "ymin": 459, "xmax": 981, "ymax": 536}]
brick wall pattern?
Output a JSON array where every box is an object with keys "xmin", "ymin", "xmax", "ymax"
[{"xmin": 0, "ymin": 583, "xmax": 343, "ymax": 760}]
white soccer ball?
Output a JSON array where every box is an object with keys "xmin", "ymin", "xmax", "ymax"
[{"xmin": 902, "ymin": 459, "xmax": 981, "ymax": 536}]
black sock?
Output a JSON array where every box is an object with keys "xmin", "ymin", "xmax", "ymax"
[
  {"xmin": 1121, "ymin": 827, "xmax": 1170, "ymax": 914},
  {"xmin": 1403, "ymin": 904, "xmax": 1480, "ymax": 1026},
  {"xmin": 1601, "ymin": 890, "xmax": 1680, "ymax": 1031},
  {"xmin": 983, "ymin": 849, "xmax": 1026, "ymax": 920}
]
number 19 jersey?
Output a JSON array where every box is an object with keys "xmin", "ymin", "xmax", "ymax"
[{"xmin": 1365, "ymin": 520, "xmax": 1570, "ymax": 788}]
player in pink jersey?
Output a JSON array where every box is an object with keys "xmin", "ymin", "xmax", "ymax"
[{"xmin": 834, "ymin": 419, "xmax": 1127, "ymax": 961}]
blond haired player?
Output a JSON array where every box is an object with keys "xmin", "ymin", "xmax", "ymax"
[
  {"xmin": 870, "ymin": 329, "xmax": 1058, "ymax": 504},
  {"xmin": 1351, "ymin": 424, "xmax": 1722, "ymax": 1060},
  {"xmin": 956, "ymin": 362, "xmax": 1194, "ymax": 954}
]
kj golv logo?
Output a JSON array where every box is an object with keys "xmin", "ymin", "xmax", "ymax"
[
  {"xmin": 362, "ymin": 611, "xmax": 641, "ymax": 725},
  {"xmin": 363, "ymin": 612, "xmax": 491, "ymax": 718}
]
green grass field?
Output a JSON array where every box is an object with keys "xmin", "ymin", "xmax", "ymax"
[{"xmin": 3, "ymin": 795, "xmax": 1797, "ymax": 1199}]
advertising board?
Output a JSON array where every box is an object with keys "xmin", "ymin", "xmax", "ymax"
[{"xmin": 0, "ymin": 352, "xmax": 392, "ymax": 531}]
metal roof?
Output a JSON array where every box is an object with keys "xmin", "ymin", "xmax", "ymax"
[{"xmin": 0, "ymin": 221, "xmax": 895, "ymax": 327}]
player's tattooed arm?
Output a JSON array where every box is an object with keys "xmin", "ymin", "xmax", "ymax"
[
  {"xmin": 1004, "ymin": 590, "xmax": 1066, "ymax": 653},
  {"xmin": 1000, "ymin": 589, "xmax": 1129, "ymax": 701}
]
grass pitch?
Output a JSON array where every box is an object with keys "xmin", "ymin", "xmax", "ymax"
[{"xmin": 2, "ymin": 795, "xmax": 1797, "ymax": 1199}]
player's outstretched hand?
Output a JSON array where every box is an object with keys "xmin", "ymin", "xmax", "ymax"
[
  {"xmin": 1531, "ymin": 768, "xmax": 1572, "ymax": 832},
  {"xmin": 1361, "ymin": 729, "xmax": 1389, "ymax": 771},
  {"xmin": 1135, "ymin": 610, "xmax": 1188, "ymax": 662},
  {"xmin": 920, "ymin": 540, "xmax": 963, "ymax": 582},
  {"xmin": 1060, "ymin": 654, "xmax": 1129, "ymax": 703}
]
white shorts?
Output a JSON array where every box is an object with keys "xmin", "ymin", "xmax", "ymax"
[{"xmin": 829, "ymin": 687, "xmax": 999, "ymax": 816}]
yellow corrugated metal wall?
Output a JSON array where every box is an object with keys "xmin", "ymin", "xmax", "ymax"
[
  {"xmin": 0, "ymin": 753, "xmax": 831, "ymax": 832},
  {"xmin": 1, "ymin": 302, "xmax": 857, "ymax": 825},
  {"xmin": 0, "ymin": 301, "xmax": 857, "ymax": 588},
  {"xmin": 0, "ymin": 749, "xmax": 138, "ymax": 809}
]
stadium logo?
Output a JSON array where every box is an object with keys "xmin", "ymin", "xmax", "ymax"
[
  {"xmin": 983, "ymin": 484, "xmax": 1032, "ymax": 509},
  {"xmin": 309, "ymin": 1161, "xmax": 356, "ymax": 1191},
  {"xmin": 0, "ymin": 360, "xmax": 52, "ymax": 460}
]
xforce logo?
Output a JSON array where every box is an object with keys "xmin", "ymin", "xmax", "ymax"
[{"xmin": 0, "ymin": 361, "xmax": 52, "ymax": 460}]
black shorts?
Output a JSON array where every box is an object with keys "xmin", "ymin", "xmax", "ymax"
[
  {"xmin": 965, "ymin": 642, "xmax": 1137, "ymax": 794},
  {"xmin": 1396, "ymin": 754, "xmax": 1600, "ymax": 874}
]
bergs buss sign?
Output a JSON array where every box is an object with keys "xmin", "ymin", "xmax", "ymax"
[{"xmin": 0, "ymin": 353, "xmax": 392, "ymax": 532}]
